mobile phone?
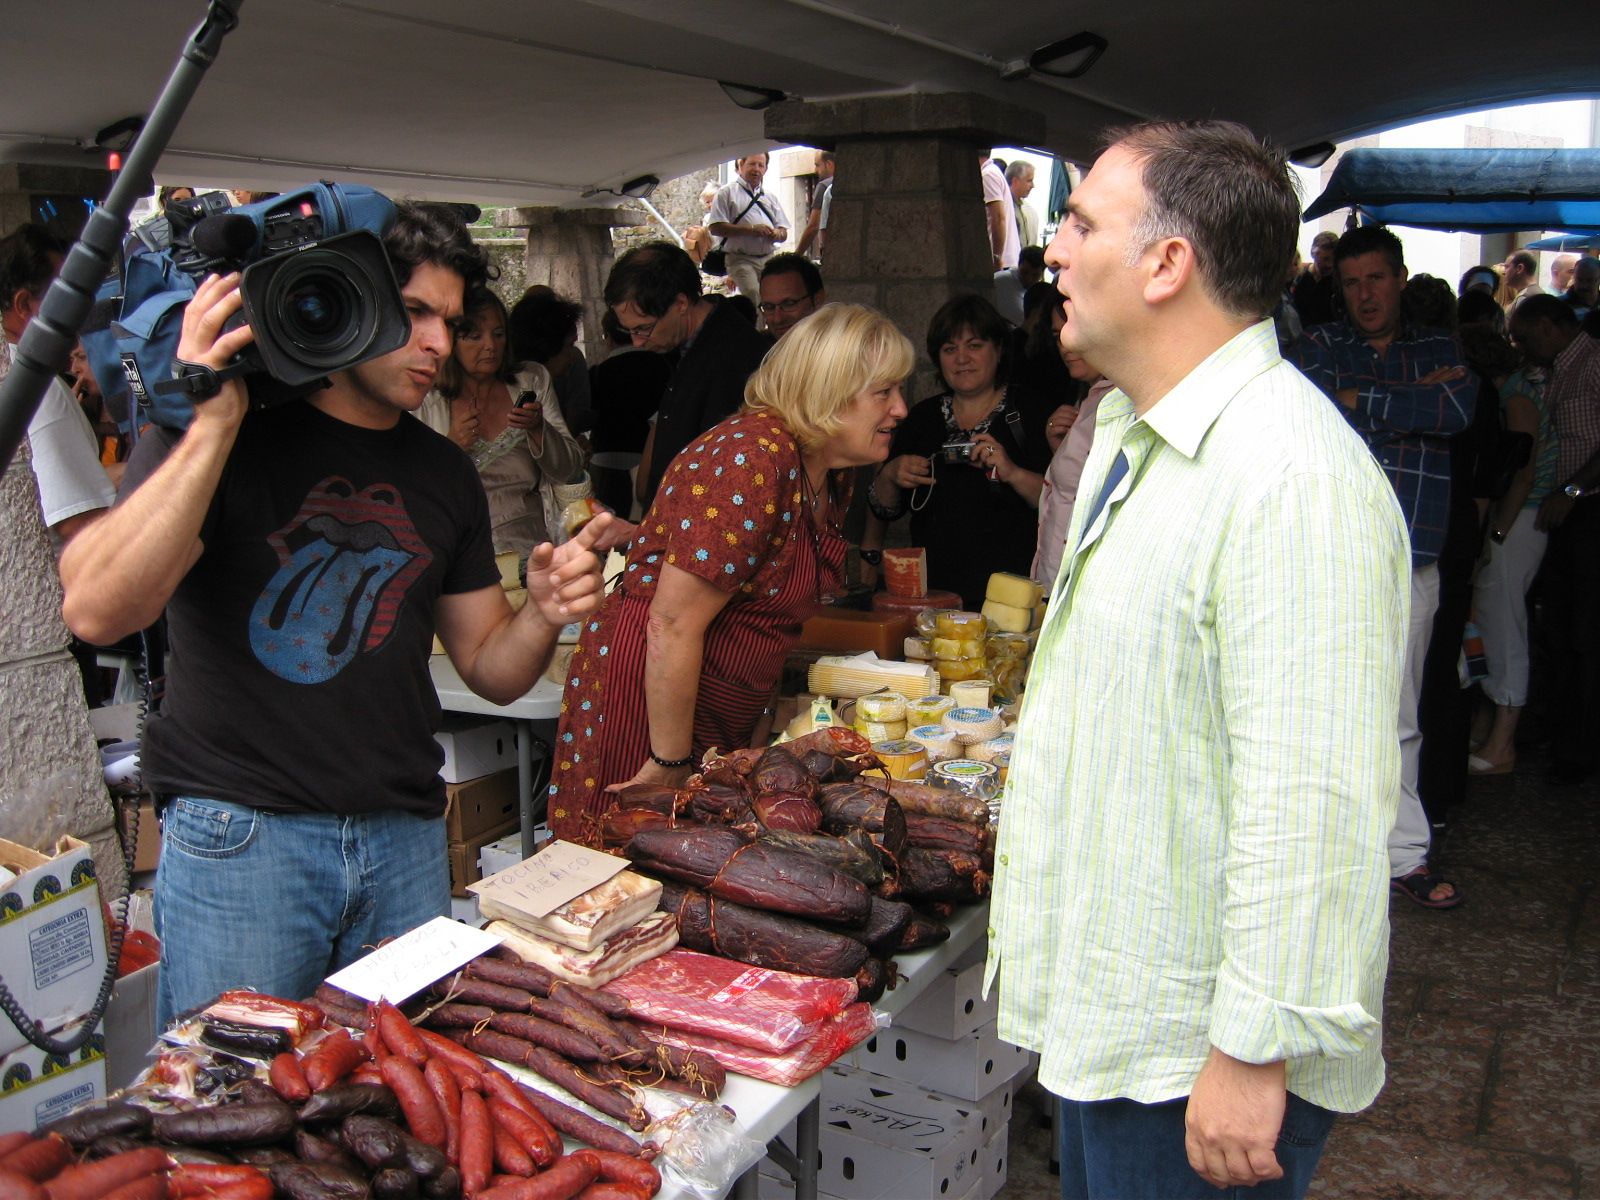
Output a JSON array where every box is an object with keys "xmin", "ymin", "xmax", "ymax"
[{"xmin": 514, "ymin": 391, "xmax": 537, "ymax": 409}]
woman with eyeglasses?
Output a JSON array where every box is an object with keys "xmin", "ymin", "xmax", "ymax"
[
  {"xmin": 548, "ymin": 304, "xmax": 914, "ymax": 847},
  {"xmin": 416, "ymin": 287, "xmax": 586, "ymax": 555},
  {"xmin": 866, "ymin": 293, "xmax": 1054, "ymax": 609}
]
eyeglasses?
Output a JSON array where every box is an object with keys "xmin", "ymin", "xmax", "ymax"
[
  {"xmin": 757, "ymin": 294, "xmax": 816, "ymax": 316},
  {"xmin": 621, "ymin": 318, "xmax": 660, "ymax": 341}
]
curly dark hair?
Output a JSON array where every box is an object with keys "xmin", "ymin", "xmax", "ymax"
[
  {"xmin": 0, "ymin": 224, "xmax": 66, "ymax": 313},
  {"xmin": 508, "ymin": 287, "xmax": 585, "ymax": 364},
  {"xmin": 383, "ymin": 201, "xmax": 492, "ymax": 294}
]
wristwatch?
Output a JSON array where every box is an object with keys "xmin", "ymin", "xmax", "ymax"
[
  {"xmin": 1564, "ymin": 483, "xmax": 1586, "ymax": 500},
  {"xmin": 859, "ymin": 548, "xmax": 883, "ymax": 566}
]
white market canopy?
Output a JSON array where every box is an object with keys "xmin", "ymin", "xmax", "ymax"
[{"xmin": 2, "ymin": 0, "xmax": 1597, "ymax": 207}]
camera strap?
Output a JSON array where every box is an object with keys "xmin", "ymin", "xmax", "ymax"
[{"xmin": 154, "ymin": 357, "xmax": 251, "ymax": 400}]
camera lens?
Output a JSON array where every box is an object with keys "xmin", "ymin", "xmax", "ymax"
[{"xmin": 262, "ymin": 250, "xmax": 380, "ymax": 368}]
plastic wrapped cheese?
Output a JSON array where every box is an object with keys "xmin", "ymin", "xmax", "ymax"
[
  {"xmin": 601, "ymin": 949, "xmax": 857, "ymax": 1053},
  {"xmin": 935, "ymin": 657, "xmax": 990, "ymax": 683},
  {"xmin": 855, "ymin": 691, "xmax": 907, "ymax": 723},
  {"xmin": 929, "ymin": 636, "xmax": 985, "ymax": 660},
  {"xmin": 967, "ymin": 732, "xmax": 1015, "ymax": 763},
  {"xmin": 927, "ymin": 758, "xmax": 1002, "ymax": 801},
  {"xmin": 904, "ymin": 636, "xmax": 932, "ymax": 661},
  {"xmin": 908, "ymin": 723, "xmax": 960, "ymax": 762},
  {"xmin": 934, "ymin": 610, "xmax": 988, "ymax": 639},
  {"xmin": 942, "ymin": 706, "xmax": 1003, "ymax": 744},
  {"xmin": 855, "ymin": 719, "xmax": 907, "ymax": 742},
  {"xmin": 905, "ymin": 694, "xmax": 957, "ymax": 725}
]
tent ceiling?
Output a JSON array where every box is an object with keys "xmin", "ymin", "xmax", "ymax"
[{"xmin": 2, "ymin": 0, "xmax": 1596, "ymax": 207}]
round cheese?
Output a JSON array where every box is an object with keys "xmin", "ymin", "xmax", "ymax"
[
  {"xmin": 927, "ymin": 758, "xmax": 1001, "ymax": 800},
  {"xmin": 967, "ymin": 732, "xmax": 1015, "ymax": 763},
  {"xmin": 907, "ymin": 723, "xmax": 960, "ymax": 762},
  {"xmin": 873, "ymin": 739, "xmax": 929, "ymax": 781},
  {"xmin": 906, "ymin": 694, "xmax": 956, "ymax": 725},
  {"xmin": 856, "ymin": 718, "xmax": 908, "ymax": 742},
  {"xmin": 855, "ymin": 691, "xmax": 907, "ymax": 722},
  {"xmin": 942, "ymin": 706, "xmax": 1003, "ymax": 744}
]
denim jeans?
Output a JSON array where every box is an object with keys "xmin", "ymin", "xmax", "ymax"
[
  {"xmin": 1058, "ymin": 1091, "xmax": 1336, "ymax": 1200},
  {"xmin": 154, "ymin": 796, "xmax": 450, "ymax": 1029}
]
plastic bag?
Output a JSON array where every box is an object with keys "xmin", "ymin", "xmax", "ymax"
[
  {"xmin": 650, "ymin": 1003, "xmax": 885, "ymax": 1088},
  {"xmin": 651, "ymin": 1092, "xmax": 766, "ymax": 1200},
  {"xmin": 604, "ymin": 949, "xmax": 857, "ymax": 1053}
]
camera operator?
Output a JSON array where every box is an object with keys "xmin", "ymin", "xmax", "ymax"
[{"xmin": 59, "ymin": 203, "xmax": 612, "ymax": 1027}]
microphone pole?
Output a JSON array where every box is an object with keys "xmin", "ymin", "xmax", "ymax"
[{"xmin": 0, "ymin": 0, "xmax": 245, "ymax": 479}]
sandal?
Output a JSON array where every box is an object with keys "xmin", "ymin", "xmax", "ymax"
[
  {"xmin": 1391, "ymin": 868, "xmax": 1464, "ymax": 910},
  {"xmin": 1467, "ymin": 753, "xmax": 1513, "ymax": 775}
]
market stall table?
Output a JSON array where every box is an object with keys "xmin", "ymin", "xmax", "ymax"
[{"xmin": 430, "ymin": 653, "xmax": 563, "ymax": 856}]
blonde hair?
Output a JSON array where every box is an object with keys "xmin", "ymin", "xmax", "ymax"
[{"xmin": 743, "ymin": 304, "xmax": 914, "ymax": 452}]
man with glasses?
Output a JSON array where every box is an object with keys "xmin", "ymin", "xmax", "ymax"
[
  {"xmin": 604, "ymin": 242, "xmax": 771, "ymax": 506},
  {"xmin": 757, "ymin": 253, "xmax": 827, "ymax": 340}
]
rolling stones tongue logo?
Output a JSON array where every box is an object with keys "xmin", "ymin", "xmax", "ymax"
[{"xmin": 249, "ymin": 476, "xmax": 433, "ymax": 684}]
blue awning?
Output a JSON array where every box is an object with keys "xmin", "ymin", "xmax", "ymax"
[{"xmin": 1302, "ymin": 147, "xmax": 1600, "ymax": 234}]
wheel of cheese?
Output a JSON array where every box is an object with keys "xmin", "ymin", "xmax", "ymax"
[
  {"xmin": 855, "ymin": 718, "xmax": 908, "ymax": 742},
  {"xmin": 942, "ymin": 706, "xmax": 1004, "ymax": 745},
  {"xmin": 905, "ymin": 694, "xmax": 957, "ymax": 725},
  {"xmin": 967, "ymin": 732, "xmax": 1015, "ymax": 763},
  {"xmin": 855, "ymin": 691, "xmax": 907, "ymax": 723},
  {"xmin": 873, "ymin": 739, "xmax": 930, "ymax": 780},
  {"xmin": 908, "ymin": 723, "xmax": 960, "ymax": 762},
  {"xmin": 927, "ymin": 758, "xmax": 1001, "ymax": 800}
]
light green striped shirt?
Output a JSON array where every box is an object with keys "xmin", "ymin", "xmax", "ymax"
[{"xmin": 986, "ymin": 320, "xmax": 1409, "ymax": 1114}]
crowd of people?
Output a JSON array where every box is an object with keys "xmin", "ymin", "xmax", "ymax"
[{"xmin": 5, "ymin": 123, "xmax": 1600, "ymax": 1200}]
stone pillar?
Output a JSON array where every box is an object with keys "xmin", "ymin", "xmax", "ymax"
[
  {"xmin": 765, "ymin": 93, "xmax": 1046, "ymax": 386},
  {"xmin": 0, "ymin": 449, "xmax": 122, "ymax": 892},
  {"xmin": 495, "ymin": 207, "xmax": 649, "ymax": 362}
]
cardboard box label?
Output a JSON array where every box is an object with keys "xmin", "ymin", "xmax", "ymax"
[{"xmin": 31, "ymin": 908, "xmax": 96, "ymax": 990}]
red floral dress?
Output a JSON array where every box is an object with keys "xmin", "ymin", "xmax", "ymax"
[{"xmin": 549, "ymin": 411, "xmax": 846, "ymax": 845}]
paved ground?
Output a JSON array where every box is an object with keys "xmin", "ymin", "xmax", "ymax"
[{"xmin": 999, "ymin": 763, "xmax": 1600, "ymax": 1199}]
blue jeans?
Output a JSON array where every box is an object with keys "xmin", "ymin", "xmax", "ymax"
[
  {"xmin": 155, "ymin": 796, "xmax": 450, "ymax": 1029},
  {"xmin": 1058, "ymin": 1091, "xmax": 1336, "ymax": 1200}
]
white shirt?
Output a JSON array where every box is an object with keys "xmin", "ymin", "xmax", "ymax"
[
  {"xmin": 982, "ymin": 160, "xmax": 1019, "ymax": 270},
  {"xmin": 709, "ymin": 181, "xmax": 789, "ymax": 258},
  {"xmin": 0, "ymin": 339, "xmax": 115, "ymax": 530}
]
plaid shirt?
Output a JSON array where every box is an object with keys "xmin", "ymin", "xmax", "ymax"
[
  {"xmin": 1549, "ymin": 333, "xmax": 1600, "ymax": 483},
  {"xmin": 1294, "ymin": 323, "xmax": 1473, "ymax": 566}
]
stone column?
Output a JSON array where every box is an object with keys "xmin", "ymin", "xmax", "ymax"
[
  {"xmin": 0, "ymin": 451, "xmax": 122, "ymax": 892},
  {"xmin": 495, "ymin": 207, "xmax": 649, "ymax": 362},
  {"xmin": 765, "ymin": 93, "xmax": 1046, "ymax": 386}
]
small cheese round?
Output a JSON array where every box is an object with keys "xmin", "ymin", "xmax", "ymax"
[
  {"xmin": 967, "ymin": 732, "xmax": 1015, "ymax": 763},
  {"xmin": 873, "ymin": 739, "xmax": 930, "ymax": 780},
  {"xmin": 927, "ymin": 758, "xmax": 1001, "ymax": 800},
  {"xmin": 855, "ymin": 691, "xmax": 907, "ymax": 722},
  {"xmin": 906, "ymin": 694, "xmax": 957, "ymax": 725},
  {"xmin": 907, "ymin": 723, "xmax": 960, "ymax": 762},
  {"xmin": 942, "ymin": 706, "xmax": 1004, "ymax": 745}
]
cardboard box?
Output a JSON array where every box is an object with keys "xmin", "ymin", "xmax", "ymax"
[
  {"xmin": 896, "ymin": 955, "xmax": 998, "ymax": 1041},
  {"xmin": 103, "ymin": 962, "xmax": 158, "ymax": 1092},
  {"xmin": 0, "ymin": 1017, "xmax": 107, "ymax": 1132},
  {"xmin": 814, "ymin": 1067, "xmax": 984, "ymax": 1199},
  {"xmin": 448, "ymin": 818, "xmax": 520, "ymax": 897},
  {"xmin": 847, "ymin": 1019, "xmax": 1029, "ymax": 1101},
  {"xmin": 477, "ymin": 832, "xmax": 527, "ymax": 882},
  {"xmin": 444, "ymin": 769, "xmax": 519, "ymax": 842},
  {"xmin": 981, "ymin": 1120, "xmax": 1009, "ymax": 1200},
  {"xmin": 0, "ymin": 837, "xmax": 110, "ymax": 1060},
  {"xmin": 931, "ymin": 1076, "xmax": 1013, "ymax": 1144},
  {"xmin": 434, "ymin": 717, "xmax": 516, "ymax": 783}
]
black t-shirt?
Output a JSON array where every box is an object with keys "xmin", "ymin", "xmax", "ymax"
[
  {"xmin": 890, "ymin": 390, "xmax": 1053, "ymax": 610},
  {"xmin": 122, "ymin": 401, "xmax": 498, "ymax": 817}
]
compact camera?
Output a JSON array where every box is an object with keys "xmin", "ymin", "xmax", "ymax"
[{"xmin": 935, "ymin": 441, "xmax": 977, "ymax": 465}]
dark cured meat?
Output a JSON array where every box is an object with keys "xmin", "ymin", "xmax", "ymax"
[
  {"xmin": 627, "ymin": 828, "xmax": 871, "ymax": 926},
  {"xmin": 601, "ymin": 809, "xmax": 674, "ymax": 850},
  {"xmin": 656, "ymin": 882, "xmax": 869, "ymax": 979},
  {"xmin": 896, "ymin": 911, "xmax": 951, "ymax": 951},
  {"xmin": 854, "ymin": 956, "xmax": 891, "ymax": 1004},
  {"xmin": 752, "ymin": 746, "xmax": 815, "ymax": 799},
  {"xmin": 522, "ymin": 1047, "xmax": 648, "ymax": 1131},
  {"xmin": 750, "ymin": 791, "xmax": 823, "ymax": 834},
  {"xmin": 609, "ymin": 783, "xmax": 685, "ymax": 814},
  {"xmin": 818, "ymin": 783, "xmax": 907, "ymax": 856},
  {"xmin": 487, "ymin": 1012, "xmax": 606, "ymax": 1062},
  {"xmin": 904, "ymin": 814, "xmax": 989, "ymax": 858},
  {"xmin": 756, "ymin": 830, "xmax": 882, "ymax": 887},
  {"xmin": 838, "ymin": 895, "xmax": 913, "ymax": 956},
  {"xmin": 858, "ymin": 776, "xmax": 990, "ymax": 825},
  {"xmin": 475, "ymin": 953, "xmax": 634, "ymax": 1021},
  {"xmin": 899, "ymin": 847, "xmax": 991, "ymax": 902},
  {"xmin": 686, "ymin": 784, "xmax": 753, "ymax": 826},
  {"xmin": 424, "ymin": 1002, "xmax": 496, "ymax": 1029},
  {"xmin": 512, "ymin": 1089, "xmax": 643, "ymax": 1158}
]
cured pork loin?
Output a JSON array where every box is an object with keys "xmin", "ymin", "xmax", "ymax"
[{"xmin": 655, "ymin": 882, "xmax": 870, "ymax": 980}]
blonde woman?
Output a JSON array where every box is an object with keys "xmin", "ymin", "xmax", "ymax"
[{"xmin": 549, "ymin": 304, "xmax": 913, "ymax": 845}]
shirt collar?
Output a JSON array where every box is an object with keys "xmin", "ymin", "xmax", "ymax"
[{"xmin": 1129, "ymin": 319, "xmax": 1281, "ymax": 460}]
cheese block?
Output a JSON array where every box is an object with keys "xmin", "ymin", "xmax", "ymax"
[
  {"xmin": 935, "ymin": 657, "xmax": 990, "ymax": 683},
  {"xmin": 476, "ymin": 869, "xmax": 662, "ymax": 952},
  {"xmin": 872, "ymin": 739, "xmax": 930, "ymax": 780},
  {"xmin": 800, "ymin": 609, "xmax": 915, "ymax": 659},
  {"xmin": 948, "ymin": 679, "xmax": 993, "ymax": 709},
  {"xmin": 496, "ymin": 551, "xmax": 522, "ymax": 591},
  {"xmin": 934, "ymin": 610, "xmax": 988, "ymax": 639},
  {"xmin": 881, "ymin": 548, "xmax": 929, "ymax": 598},
  {"xmin": 808, "ymin": 653, "xmax": 940, "ymax": 699},
  {"xmin": 904, "ymin": 635, "xmax": 932, "ymax": 661},
  {"xmin": 981, "ymin": 598, "xmax": 1033, "ymax": 634},
  {"xmin": 929, "ymin": 636, "xmax": 985, "ymax": 661},
  {"xmin": 986, "ymin": 571, "xmax": 1043, "ymax": 609},
  {"xmin": 485, "ymin": 910, "xmax": 678, "ymax": 988},
  {"xmin": 942, "ymin": 706, "xmax": 1004, "ymax": 745}
]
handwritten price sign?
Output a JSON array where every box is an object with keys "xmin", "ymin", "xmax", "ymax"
[
  {"xmin": 468, "ymin": 839, "xmax": 629, "ymax": 918},
  {"xmin": 325, "ymin": 916, "xmax": 501, "ymax": 1003}
]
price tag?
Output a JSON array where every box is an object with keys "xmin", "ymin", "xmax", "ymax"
[
  {"xmin": 468, "ymin": 839, "xmax": 629, "ymax": 919},
  {"xmin": 324, "ymin": 916, "xmax": 501, "ymax": 1004}
]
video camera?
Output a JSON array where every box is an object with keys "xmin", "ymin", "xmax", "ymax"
[{"xmin": 84, "ymin": 182, "xmax": 411, "ymax": 431}]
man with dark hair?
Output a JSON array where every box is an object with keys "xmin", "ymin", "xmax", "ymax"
[
  {"xmin": 1295, "ymin": 224, "xmax": 1471, "ymax": 911},
  {"xmin": 993, "ymin": 244, "xmax": 1046, "ymax": 325},
  {"xmin": 603, "ymin": 241, "xmax": 770, "ymax": 504},
  {"xmin": 1515, "ymin": 295, "xmax": 1600, "ymax": 781},
  {"xmin": 59, "ymin": 201, "xmax": 611, "ymax": 1027},
  {"xmin": 795, "ymin": 151, "xmax": 834, "ymax": 261},
  {"xmin": 0, "ymin": 224, "xmax": 116, "ymax": 543},
  {"xmin": 991, "ymin": 120, "xmax": 1407, "ymax": 1199},
  {"xmin": 706, "ymin": 153, "xmax": 788, "ymax": 305},
  {"xmin": 757, "ymin": 252, "xmax": 826, "ymax": 340},
  {"xmin": 1564, "ymin": 255, "xmax": 1598, "ymax": 321},
  {"xmin": 1502, "ymin": 248, "xmax": 1542, "ymax": 317},
  {"xmin": 1291, "ymin": 229, "xmax": 1341, "ymax": 326}
]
